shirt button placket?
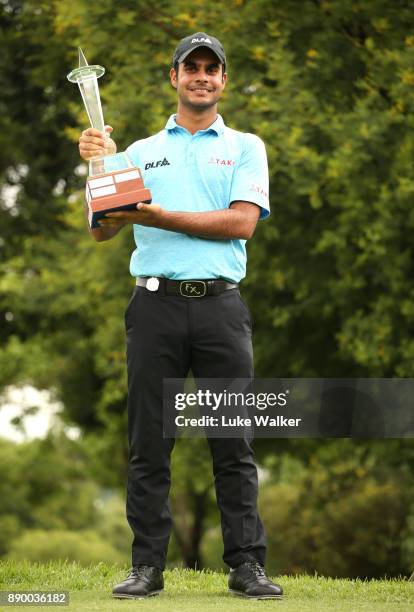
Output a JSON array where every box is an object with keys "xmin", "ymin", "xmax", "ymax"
[{"xmin": 187, "ymin": 134, "xmax": 198, "ymax": 167}]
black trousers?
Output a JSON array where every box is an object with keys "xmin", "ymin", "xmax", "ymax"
[{"xmin": 124, "ymin": 285, "xmax": 266, "ymax": 570}]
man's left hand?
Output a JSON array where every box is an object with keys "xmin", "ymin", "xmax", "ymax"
[{"xmin": 99, "ymin": 203, "xmax": 163, "ymax": 227}]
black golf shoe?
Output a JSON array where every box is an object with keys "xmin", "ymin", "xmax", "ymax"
[
  {"xmin": 112, "ymin": 565, "xmax": 164, "ymax": 599},
  {"xmin": 228, "ymin": 561, "xmax": 283, "ymax": 599}
]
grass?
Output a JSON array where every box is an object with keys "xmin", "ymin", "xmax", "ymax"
[{"xmin": 0, "ymin": 561, "xmax": 413, "ymax": 611}]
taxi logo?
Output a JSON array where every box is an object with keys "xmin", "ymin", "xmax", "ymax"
[
  {"xmin": 249, "ymin": 183, "xmax": 268, "ymax": 199},
  {"xmin": 145, "ymin": 158, "xmax": 170, "ymax": 170},
  {"xmin": 208, "ymin": 157, "xmax": 236, "ymax": 166}
]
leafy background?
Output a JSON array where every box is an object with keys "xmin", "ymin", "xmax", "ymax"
[{"xmin": 1, "ymin": 0, "xmax": 414, "ymax": 578}]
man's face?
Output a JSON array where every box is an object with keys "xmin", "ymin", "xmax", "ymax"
[{"xmin": 170, "ymin": 47, "xmax": 227, "ymax": 110}]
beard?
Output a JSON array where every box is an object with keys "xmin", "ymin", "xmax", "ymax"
[{"xmin": 179, "ymin": 89, "xmax": 221, "ymax": 112}]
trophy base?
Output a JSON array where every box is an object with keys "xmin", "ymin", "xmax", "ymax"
[
  {"xmin": 86, "ymin": 166, "xmax": 152, "ymax": 229},
  {"xmin": 88, "ymin": 198, "xmax": 152, "ymax": 229}
]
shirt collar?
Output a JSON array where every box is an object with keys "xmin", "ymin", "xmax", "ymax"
[{"xmin": 165, "ymin": 114, "xmax": 225, "ymax": 136}]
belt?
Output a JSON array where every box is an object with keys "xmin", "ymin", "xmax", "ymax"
[{"xmin": 136, "ymin": 276, "xmax": 238, "ymax": 297}]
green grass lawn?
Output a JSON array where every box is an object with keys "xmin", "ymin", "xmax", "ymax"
[{"xmin": 0, "ymin": 561, "xmax": 413, "ymax": 611}]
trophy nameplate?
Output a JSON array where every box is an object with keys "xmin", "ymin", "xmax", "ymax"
[{"xmin": 67, "ymin": 48, "xmax": 151, "ymax": 228}]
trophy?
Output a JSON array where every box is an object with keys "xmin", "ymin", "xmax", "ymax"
[{"xmin": 67, "ymin": 48, "xmax": 151, "ymax": 229}]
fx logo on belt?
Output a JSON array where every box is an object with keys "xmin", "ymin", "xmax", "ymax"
[
  {"xmin": 145, "ymin": 158, "xmax": 170, "ymax": 170},
  {"xmin": 180, "ymin": 281, "xmax": 207, "ymax": 297}
]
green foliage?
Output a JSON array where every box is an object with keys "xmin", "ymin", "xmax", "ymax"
[
  {"xmin": 0, "ymin": 434, "xmax": 94, "ymax": 520},
  {"xmin": 92, "ymin": 496, "xmax": 132, "ymax": 559},
  {"xmin": 3, "ymin": 0, "xmax": 414, "ymax": 428},
  {"xmin": 1, "ymin": 0, "xmax": 414, "ymax": 578},
  {"xmin": 0, "ymin": 434, "xmax": 134, "ymax": 564},
  {"xmin": 236, "ymin": 1, "xmax": 414, "ymax": 378},
  {"xmin": 260, "ymin": 443, "xmax": 414, "ymax": 578},
  {"xmin": 169, "ymin": 437, "xmax": 219, "ymax": 568},
  {"xmin": 7, "ymin": 529, "xmax": 124, "ymax": 566},
  {"xmin": 0, "ymin": 434, "xmax": 114, "ymax": 556}
]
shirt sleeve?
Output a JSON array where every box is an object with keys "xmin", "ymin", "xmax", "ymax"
[{"xmin": 229, "ymin": 133, "xmax": 270, "ymax": 219}]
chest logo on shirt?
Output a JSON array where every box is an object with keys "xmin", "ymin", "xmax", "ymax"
[
  {"xmin": 208, "ymin": 157, "xmax": 236, "ymax": 167},
  {"xmin": 145, "ymin": 157, "xmax": 170, "ymax": 170}
]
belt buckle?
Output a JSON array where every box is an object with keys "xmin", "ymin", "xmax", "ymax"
[{"xmin": 179, "ymin": 280, "xmax": 207, "ymax": 298}]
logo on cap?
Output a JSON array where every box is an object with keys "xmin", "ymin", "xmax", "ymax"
[{"xmin": 191, "ymin": 37, "xmax": 212, "ymax": 44}]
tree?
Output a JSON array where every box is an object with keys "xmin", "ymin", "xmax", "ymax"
[{"xmin": 1, "ymin": 0, "xmax": 414, "ymax": 575}]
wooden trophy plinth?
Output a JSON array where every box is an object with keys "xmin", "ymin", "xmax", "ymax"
[{"xmin": 86, "ymin": 166, "xmax": 152, "ymax": 229}]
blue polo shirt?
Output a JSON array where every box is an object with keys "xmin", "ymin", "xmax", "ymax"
[{"xmin": 125, "ymin": 114, "xmax": 269, "ymax": 282}]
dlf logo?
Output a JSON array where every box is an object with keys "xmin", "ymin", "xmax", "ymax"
[
  {"xmin": 145, "ymin": 158, "xmax": 170, "ymax": 170},
  {"xmin": 192, "ymin": 37, "xmax": 212, "ymax": 44}
]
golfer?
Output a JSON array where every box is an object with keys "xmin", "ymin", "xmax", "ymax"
[{"xmin": 78, "ymin": 32, "xmax": 283, "ymax": 601}]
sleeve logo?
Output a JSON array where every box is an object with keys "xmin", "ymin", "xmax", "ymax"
[{"xmin": 249, "ymin": 183, "xmax": 268, "ymax": 199}]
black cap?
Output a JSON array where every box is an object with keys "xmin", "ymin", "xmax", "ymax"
[{"xmin": 173, "ymin": 32, "xmax": 226, "ymax": 67}]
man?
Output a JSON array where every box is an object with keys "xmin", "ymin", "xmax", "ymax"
[{"xmin": 78, "ymin": 32, "xmax": 283, "ymax": 601}]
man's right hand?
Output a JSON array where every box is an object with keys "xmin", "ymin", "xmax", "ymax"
[
  {"xmin": 79, "ymin": 125, "xmax": 117, "ymax": 161},
  {"xmin": 79, "ymin": 124, "xmax": 121, "ymax": 242}
]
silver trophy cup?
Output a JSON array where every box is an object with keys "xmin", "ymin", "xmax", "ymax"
[{"xmin": 67, "ymin": 49, "xmax": 151, "ymax": 228}]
